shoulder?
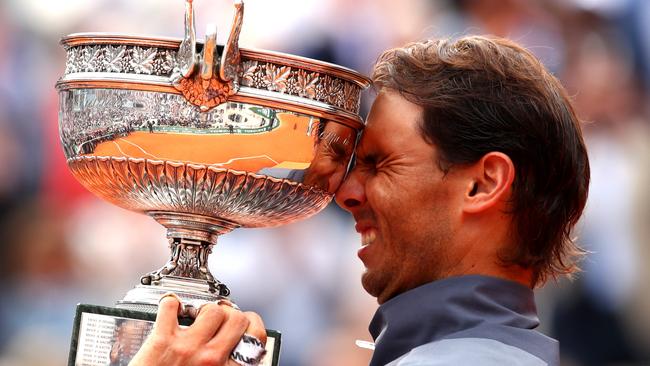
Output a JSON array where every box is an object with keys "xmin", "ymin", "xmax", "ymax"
[{"xmin": 389, "ymin": 338, "xmax": 550, "ymax": 366}]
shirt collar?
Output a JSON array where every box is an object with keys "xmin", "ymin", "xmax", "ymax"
[{"xmin": 368, "ymin": 275, "xmax": 539, "ymax": 366}]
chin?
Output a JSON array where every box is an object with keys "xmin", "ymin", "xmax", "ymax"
[
  {"xmin": 360, "ymin": 271, "xmax": 378, "ymax": 297},
  {"xmin": 361, "ymin": 270, "xmax": 392, "ymax": 303}
]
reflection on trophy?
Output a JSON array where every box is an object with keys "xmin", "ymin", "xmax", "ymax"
[{"xmin": 57, "ymin": 1, "xmax": 369, "ymax": 365}]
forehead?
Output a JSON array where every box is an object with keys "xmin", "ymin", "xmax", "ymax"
[{"xmin": 358, "ymin": 90, "xmax": 426, "ymax": 150}]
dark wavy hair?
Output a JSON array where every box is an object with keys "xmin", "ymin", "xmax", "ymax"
[{"xmin": 372, "ymin": 36, "xmax": 590, "ymax": 286}]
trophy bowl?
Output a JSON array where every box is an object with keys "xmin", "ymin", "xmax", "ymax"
[{"xmin": 57, "ymin": 1, "xmax": 369, "ymax": 364}]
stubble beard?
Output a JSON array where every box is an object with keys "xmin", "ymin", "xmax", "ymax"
[
  {"xmin": 361, "ymin": 267, "xmax": 390, "ymax": 303},
  {"xmin": 361, "ymin": 222, "xmax": 453, "ymax": 304}
]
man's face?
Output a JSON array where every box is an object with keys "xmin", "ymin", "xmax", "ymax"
[{"xmin": 335, "ymin": 90, "xmax": 464, "ymax": 304}]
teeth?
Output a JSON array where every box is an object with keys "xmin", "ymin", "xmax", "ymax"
[{"xmin": 361, "ymin": 230, "xmax": 376, "ymax": 245}]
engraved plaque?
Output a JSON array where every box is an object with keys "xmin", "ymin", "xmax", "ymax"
[{"xmin": 69, "ymin": 305, "xmax": 281, "ymax": 366}]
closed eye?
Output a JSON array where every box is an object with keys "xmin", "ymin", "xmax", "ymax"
[
  {"xmin": 357, "ymin": 153, "xmax": 378, "ymax": 167},
  {"xmin": 352, "ymin": 153, "xmax": 380, "ymax": 175}
]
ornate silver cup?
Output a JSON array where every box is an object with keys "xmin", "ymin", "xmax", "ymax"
[{"xmin": 57, "ymin": 1, "xmax": 369, "ymax": 365}]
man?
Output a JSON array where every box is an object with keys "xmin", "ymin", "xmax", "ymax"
[{"xmin": 130, "ymin": 35, "xmax": 590, "ymax": 365}]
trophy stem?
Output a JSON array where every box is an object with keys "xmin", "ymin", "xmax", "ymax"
[
  {"xmin": 150, "ymin": 211, "xmax": 240, "ymax": 244},
  {"xmin": 140, "ymin": 237, "xmax": 231, "ymax": 296},
  {"xmin": 145, "ymin": 211, "xmax": 240, "ymax": 295},
  {"xmin": 116, "ymin": 211, "xmax": 240, "ymax": 312}
]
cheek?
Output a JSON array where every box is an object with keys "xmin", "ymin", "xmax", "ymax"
[
  {"xmin": 365, "ymin": 177, "xmax": 413, "ymax": 249},
  {"xmin": 381, "ymin": 177, "xmax": 454, "ymax": 242},
  {"xmin": 365, "ymin": 176, "xmax": 405, "ymax": 219}
]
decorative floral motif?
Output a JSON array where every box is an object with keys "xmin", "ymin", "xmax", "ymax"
[
  {"xmin": 67, "ymin": 156, "xmax": 333, "ymax": 228},
  {"xmin": 130, "ymin": 47, "xmax": 158, "ymax": 75},
  {"xmin": 241, "ymin": 60, "xmax": 264, "ymax": 88},
  {"xmin": 103, "ymin": 45, "xmax": 127, "ymax": 73},
  {"xmin": 64, "ymin": 45, "xmax": 175, "ymax": 77},
  {"xmin": 65, "ymin": 48, "xmax": 80, "ymax": 74},
  {"xmin": 327, "ymin": 78, "xmax": 344, "ymax": 107},
  {"xmin": 313, "ymin": 75, "xmax": 332, "ymax": 102},
  {"xmin": 64, "ymin": 45, "xmax": 363, "ymax": 114},
  {"xmin": 294, "ymin": 69, "xmax": 319, "ymax": 99},
  {"xmin": 174, "ymin": 244, "xmax": 200, "ymax": 278},
  {"xmin": 87, "ymin": 47, "xmax": 105, "ymax": 72},
  {"xmin": 343, "ymin": 82, "xmax": 361, "ymax": 112},
  {"xmin": 263, "ymin": 64, "xmax": 291, "ymax": 93},
  {"xmin": 81, "ymin": 46, "xmax": 99, "ymax": 72},
  {"xmin": 152, "ymin": 50, "xmax": 175, "ymax": 75}
]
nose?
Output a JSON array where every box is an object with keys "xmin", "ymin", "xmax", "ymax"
[{"xmin": 334, "ymin": 168, "xmax": 366, "ymax": 212}]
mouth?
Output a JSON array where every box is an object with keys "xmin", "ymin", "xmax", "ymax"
[
  {"xmin": 361, "ymin": 229, "xmax": 377, "ymax": 246},
  {"xmin": 356, "ymin": 226, "xmax": 377, "ymax": 262}
]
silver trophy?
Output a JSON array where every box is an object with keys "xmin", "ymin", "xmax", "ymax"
[{"xmin": 57, "ymin": 1, "xmax": 369, "ymax": 365}]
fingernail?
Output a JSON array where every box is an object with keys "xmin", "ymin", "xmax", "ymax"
[
  {"xmin": 159, "ymin": 292, "xmax": 181, "ymax": 304},
  {"xmin": 159, "ymin": 292, "xmax": 185, "ymax": 315}
]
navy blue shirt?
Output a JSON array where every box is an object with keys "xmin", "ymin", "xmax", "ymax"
[{"xmin": 368, "ymin": 275, "xmax": 559, "ymax": 365}]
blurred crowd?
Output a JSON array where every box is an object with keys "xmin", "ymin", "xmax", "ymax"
[{"xmin": 0, "ymin": 0, "xmax": 649, "ymax": 365}]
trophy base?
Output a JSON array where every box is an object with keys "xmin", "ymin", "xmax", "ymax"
[{"xmin": 68, "ymin": 304, "xmax": 281, "ymax": 366}]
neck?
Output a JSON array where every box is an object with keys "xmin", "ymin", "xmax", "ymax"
[
  {"xmin": 445, "ymin": 226, "xmax": 534, "ymax": 288},
  {"xmin": 444, "ymin": 258, "xmax": 533, "ymax": 288}
]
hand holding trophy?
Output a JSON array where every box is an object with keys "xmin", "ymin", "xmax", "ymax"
[
  {"xmin": 129, "ymin": 295, "xmax": 267, "ymax": 366},
  {"xmin": 57, "ymin": 1, "xmax": 369, "ymax": 365}
]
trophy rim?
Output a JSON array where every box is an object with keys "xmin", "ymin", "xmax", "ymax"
[
  {"xmin": 58, "ymin": 32, "xmax": 370, "ymax": 129},
  {"xmin": 60, "ymin": 32, "xmax": 372, "ymax": 88}
]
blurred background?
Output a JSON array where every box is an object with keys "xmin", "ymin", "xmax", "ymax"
[{"xmin": 0, "ymin": 0, "xmax": 649, "ymax": 365}]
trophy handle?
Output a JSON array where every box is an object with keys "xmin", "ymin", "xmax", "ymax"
[
  {"xmin": 177, "ymin": 0, "xmax": 197, "ymax": 79},
  {"xmin": 200, "ymin": 24, "xmax": 218, "ymax": 81},
  {"xmin": 171, "ymin": 0, "xmax": 244, "ymax": 111},
  {"xmin": 220, "ymin": 0, "xmax": 244, "ymax": 85}
]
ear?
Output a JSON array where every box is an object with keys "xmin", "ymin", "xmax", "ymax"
[{"xmin": 462, "ymin": 152, "xmax": 515, "ymax": 214}]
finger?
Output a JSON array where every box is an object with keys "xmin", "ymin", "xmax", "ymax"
[
  {"xmin": 242, "ymin": 311, "xmax": 267, "ymax": 346},
  {"xmin": 185, "ymin": 303, "xmax": 227, "ymax": 342},
  {"xmin": 155, "ymin": 294, "xmax": 181, "ymax": 336},
  {"xmin": 217, "ymin": 298, "xmax": 239, "ymax": 310},
  {"xmin": 205, "ymin": 306, "xmax": 250, "ymax": 362}
]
